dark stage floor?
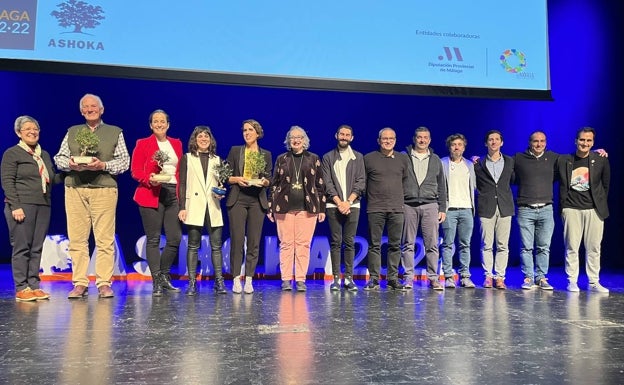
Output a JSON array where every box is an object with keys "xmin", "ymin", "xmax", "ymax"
[{"xmin": 1, "ymin": 266, "xmax": 624, "ymax": 385}]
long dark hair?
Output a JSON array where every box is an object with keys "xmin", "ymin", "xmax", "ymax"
[{"xmin": 188, "ymin": 125, "xmax": 217, "ymax": 156}]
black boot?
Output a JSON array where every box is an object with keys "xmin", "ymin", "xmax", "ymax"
[
  {"xmin": 160, "ymin": 273, "xmax": 180, "ymax": 292},
  {"xmin": 186, "ymin": 248, "xmax": 199, "ymax": 296},
  {"xmin": 212, "ymin": 249, "xmax": 226, "ymax": 294},
  {"xmin": 152, "ymin": 274, "xmax": 163, "ymax": 297},
  {"xmin": 214, "ymin": 276, "xmax": 226, "ymax": 294},
  {"xmin": 186, "ymin": 278, "xmax": 197, "ymax": 296}
]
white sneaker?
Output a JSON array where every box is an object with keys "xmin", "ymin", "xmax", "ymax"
[
  {"xmin": 244, "ymin": 277, "xmax": 254, "ymax": 294},
  {"xmin": 567, "ymin": 282, "xmax": 580, "ymax": 292},
  {"xmin": 232, "ymin": 276, "xmax": 243, "ymax": 294},
  {"xmin": 589, "ymin": 282, "xmax": 609, "ymax": 293}
]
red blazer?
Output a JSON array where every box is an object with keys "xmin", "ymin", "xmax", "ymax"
[{"xmin": 131, "ymin": 134, "xmax": 183, "ymax": 208}]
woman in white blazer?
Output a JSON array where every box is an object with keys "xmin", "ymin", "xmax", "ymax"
[{"xmin": 178, "ymin": 126, "xmax": 226, "ymax": 295}]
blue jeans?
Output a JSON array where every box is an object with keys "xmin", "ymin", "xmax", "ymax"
[
  {"xmin": 441, "ymin": 208, "xmax": 474, "ymax": 278},
  {"xmin": 517, "ymin": 205, "xmax": 554, "ymax": 282}
]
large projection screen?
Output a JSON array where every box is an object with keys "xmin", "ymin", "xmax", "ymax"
[{"xmin": 1, "ymin": 0, "xmax": 551, "ymax": 99}]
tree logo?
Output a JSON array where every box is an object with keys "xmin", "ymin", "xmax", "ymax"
[{"xmin": 50, "ymin": 0, "xmax": 104, "ymax": 35}]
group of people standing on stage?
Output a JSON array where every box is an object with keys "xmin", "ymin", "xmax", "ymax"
[
  {"xmin": 1, "ymin": 93, "xmax": 611, "ymax": 302},
  {"xmin": 355, "ymin": 126, "xmax": 610, "ymax": 294}
]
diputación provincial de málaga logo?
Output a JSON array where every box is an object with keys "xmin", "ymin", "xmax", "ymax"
[{"xmin": 500, "ymin": 49, "xmax": 526, "ymax": 73}]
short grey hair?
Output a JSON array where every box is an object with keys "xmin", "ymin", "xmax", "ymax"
[
  {"xmin": 378, "ymin": 127, "xmax": 396, "ymax": 139},
  {"xmin": 14, "ymin": 115, "xmax": 40, "ymax": 136},
  {"xmin": 283, "ymin": 125, "xmax": 310, "ymax": 151},
  {"xmin": 79, "ymin": 93, "xmax": 104, "ymax": 110}
]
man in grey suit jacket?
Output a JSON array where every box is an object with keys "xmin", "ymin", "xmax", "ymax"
[{"xmin": 556, "ymin": 127, "xmax": 610, "ymax": 293}]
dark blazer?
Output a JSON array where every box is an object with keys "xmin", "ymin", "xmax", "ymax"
[
  {"xmin": 474, "ymin": 153, "xmax": 515, "ymax": 218},
  {"xmin": 130, "ymin": 134, "xmax": 183, "ymax": 208},
  {"xmin": 556, "ymin": 152, "xmax": 610, "ymax": 220},
  {"xmin": 225, "ymin": 145, "xmax": 272, "ymax": 210},
  {"xmin": 269, "ymin": 150, "xmax": 326, "ymax": 214},
  {"xmin": 321, "ymin": 147, "xmax": 366, "ymax": 205}
]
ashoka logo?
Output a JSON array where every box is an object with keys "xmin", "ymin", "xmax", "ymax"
[
  {"xmin": 51, "ymin": 0, "xmax": 105, "ymax": 35},
  {"xmin": 48, "ymin": 0, "xmax": 105, "ymax": 50},
  {"xmin": 500, "ymin": 49, "xmax": 527, "ymax": 73}
]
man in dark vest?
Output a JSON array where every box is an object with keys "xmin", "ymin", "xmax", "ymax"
[{"xmin": 54, "ymin": 93, "xmax": 130, "ymax": 299}]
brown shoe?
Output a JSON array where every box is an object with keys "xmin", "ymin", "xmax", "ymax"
[
  {"xmin": 68, "ymin": 285, "xmax": 88, "ymax": 299},
  {"xmin": 495, "ymin": 277, "xmax": 507, "ymax": 290},
  {"xmin": 483, "ymin": 276, "xmax": 493, "ymax": 288},
  {"xmin": 429, "ymin": 279, "xmax": 444, "ymax": 291},
  {"xmin": 32, "ymin": 289, "xmax": 51, "ymax": 300},
  {"xmin": 16, "ymin": 288, "xmax": 37, "ymax": 302},
  {"xmin": 98, "ymin": 285, "xmax": 114, "ymax": 298}
]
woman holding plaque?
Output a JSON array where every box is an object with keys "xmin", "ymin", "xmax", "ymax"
[
  {"xmin": 130, "ymin": 109, "xmax": 183, "ymax": 296},
  {"xmin": 226, "ymin": 119, "xmax": 272, "ymax": 294},
  {"xmin": 267, "ymin": 126, "xmax": 326, "ymax": 292},
  {"xmin": 178, "ymin": 126, "xmax": 226, "ymax": 295}
]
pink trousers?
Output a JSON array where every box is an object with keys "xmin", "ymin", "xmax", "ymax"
[{"xmin": 275, "ymin": 211, "xmax": 318, "ymax": 281}]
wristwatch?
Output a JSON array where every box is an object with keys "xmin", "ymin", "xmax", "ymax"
[{"xmin": 347, "ymin": 199, "xmax": 354, "ymax": 205}]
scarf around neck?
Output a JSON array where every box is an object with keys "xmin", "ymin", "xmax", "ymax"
[{"xmin": 17, "ymin": 140, "xmax": 50, "ymax": 193}]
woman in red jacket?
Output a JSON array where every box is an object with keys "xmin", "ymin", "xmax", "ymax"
[{"xmin": 131, "ymin": 109, "xmax": 183, "ymax": 296}]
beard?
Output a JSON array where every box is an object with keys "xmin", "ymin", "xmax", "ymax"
[{"xmin": 338, "ymin": 140, "xmax": 350, "ymax": 149}]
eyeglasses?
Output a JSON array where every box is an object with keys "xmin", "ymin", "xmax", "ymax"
[
  {"xmin": 290, "ymin": 135, "xmax": 304, "ymax": 140},
  {"xmin": 380, "ymin": 137, "xmax": 396, "ymax": 141},
  {"xmin": 20, "ymin": 127, "xmax": 40, "ymax": 133}
]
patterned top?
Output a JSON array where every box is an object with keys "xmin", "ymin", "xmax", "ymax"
[{"xmin": 269, "ymin": 150, "xmax": 326, "ymax": 214}]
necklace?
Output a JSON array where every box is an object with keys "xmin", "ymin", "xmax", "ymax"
[{"xmin": 291, "ymin": 154, "xmax": 303, "ymax": 190}]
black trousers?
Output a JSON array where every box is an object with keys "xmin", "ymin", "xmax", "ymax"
[
  {"xmin": 138, "ymin": 184, "xmax": 181, "ymax": 276},
  {"xmin": 326, "ymin": 207, "xmax": 360, "ymax": 277},
  {"xmin": 4, "ymin": 203, "xmax": 50, "ymax": 291},
  {"xmin": 227, "ymin": 193, "xmax": 266, "ymax": 277},
  {"xmin": 186, "ymin": 207, "xmax": 224, "ymax": 277}
]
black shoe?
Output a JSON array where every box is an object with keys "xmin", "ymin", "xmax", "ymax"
[
  {"xmin": 152, "ymin": 275, "xmax": 163, "ymax": 297},
  {"xmin": 185, "ymin": 280, "xmax": 198, "ymax": 296},
  {"xmin": 387, "ymin": 279, "xmax": 407, "ymax": 292},
  {"xmin": 343, "ymin": 276, "xmax": 359, "ymax": 292},
  {"xmin": 329, "ymin": 275, "xmax": 341, "ymax": 291},
  {"xmin": 160, "ymin": 273, "xmax": 181, "ymax": 292},
  {"xmin": 363, "ymin": 279, "xmax": 380, "ymax": 291},
  {"xmin": 214, "ymin": 278, "xmax": 227, "ymax": 294}
]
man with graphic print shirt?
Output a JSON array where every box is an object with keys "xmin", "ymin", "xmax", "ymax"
[{"xmin": 556, "ymin": 127, "xmax": 610, "ymax": 293}]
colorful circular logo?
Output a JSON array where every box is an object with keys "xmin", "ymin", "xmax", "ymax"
[{"xmin": 500, "ymin": 49, "xmax": 527, "ymax": 73}]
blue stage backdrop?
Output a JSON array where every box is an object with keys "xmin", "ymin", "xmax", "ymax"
[{"xmin": 1, "ymin": 0, "xmax": 622, "ymax": 270}]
